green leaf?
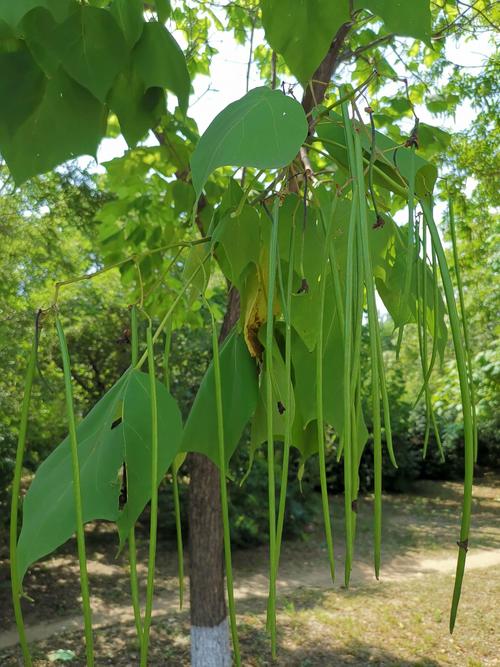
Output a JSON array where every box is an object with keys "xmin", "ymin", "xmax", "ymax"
[
  {"xmin": 0, "ymin": 46, "xmax": 46, "ymax": 135},
  {"xmin": 190, "ymin": 87, "xmax": 308, "ymax": 198},
  {"xmin": 133, "ymin": 21, "xmax": 190, "ymax": 114},
  {"xmin": 110, "ymin": 0, "xmax": 144, "ymax": 48},
  {"xmin": 0, "ymin": 67, "xmax": 106, "ymax": 184},
  {"xmin": 0, "ymin": 0, "xmax": 72, "ymax": 29},
  {"xmin": 16, "ymin": 371, "xmax": 131, "ymax": 584},
  {"xmin": 155, "ymin": 0, "xmax": 172, "ymax": 23},
  {"xmin": 117, "ymin": 370, "xmax": 183, "ymax": 545},
  {"xmin": 353, "ymin": 0, "xmax": 432, "ymax": 44},
  {"xmin": 52, "ymin": 5, "xmax": 128, "ymax": 102},
  {"xmin": 181, "ymin": 332, "xmax": 259, "ymax": 466},
  {"xmin": 108, "ymin": 66, "xmax": 165, "ymax": 145},
  {"xmin": 260, "ymin": 0, "xmax": 350, "ymax": 83}
]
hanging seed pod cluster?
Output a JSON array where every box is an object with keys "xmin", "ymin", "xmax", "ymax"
[{"xmin": 2, "ymin": 1, "xmax": 481, "ymax": 664}]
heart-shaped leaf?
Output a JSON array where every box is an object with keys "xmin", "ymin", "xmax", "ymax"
[{"xmin": 190, "ymin": 87, "xmax": 308, "ymax": 197}]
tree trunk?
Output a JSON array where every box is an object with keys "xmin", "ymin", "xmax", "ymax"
[{"xmin": 188, "ymin": 288, "xmax": 240, "ymax": 667}]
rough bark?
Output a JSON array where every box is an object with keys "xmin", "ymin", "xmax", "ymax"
[{"xmin": 188, "ymin": 286, "xmax": 240, "ymax": 666}]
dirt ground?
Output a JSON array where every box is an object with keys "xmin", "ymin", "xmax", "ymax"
[{"xmin": 1, "ymin": 473, "xmax": 499, "ymax": 666}]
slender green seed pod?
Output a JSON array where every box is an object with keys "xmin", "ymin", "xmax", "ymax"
[
  {"xmin": 351, "ymin": 121, "xmax": 384, "ymax": 580},
  {"xmin": 265, "ymin": 198, "xmax": 280, "ymax": 659},
  {"xmin": 413, "ymin": 248, "xmax": 440, "ymax": 409},
  {"xmin": 10, "ymin": 328, "xmax": 38, "ymax": 667},
  {"xmin": 340, "ymin": 101, "xmax": 357, "ymax": 585},
  {"xmin": 396, "ymin": 147, "xmax": 416, "ymax": 358},
  {"xmin": 449, "ymin": 197, "xmax": 478, "ymax": 462},
  {"xmin": 140, "ymin": 323, "xmax": 159, "ymax": 667},
  {"xmin": 163, "ymin": 316, "xmax": 185, "ymax": 610},
  {"xmin": 421, "ymin": 197, "xmax": 474, "ymax": 633},
  {"xmin": 55, "ymin": 316, "xmax": 94, "ymax": 666},
  {"xmin": 316, "ymin": 213, "xmax": 336, "ymax": 584},
  {"xmin": 128, "ymin": 306, "xmax": 143, "ymax": 641},
  {"xmin": 274, "ymin": 206, "xmax": 297, "ymax": 573},
  {"xmin": 206, "ymin": 300, "xmax": 241, "ymax": 666}
]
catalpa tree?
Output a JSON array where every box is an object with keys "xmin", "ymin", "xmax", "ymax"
[{"xmin": 1, "ymin": 0, "xmax": 490, "ymax": 665}]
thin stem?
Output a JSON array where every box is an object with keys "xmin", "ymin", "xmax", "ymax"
[
  {"xmin": 55, "ymin": 317, "xmax": 94, "ymax": 666},
  {"xmin": 10, "ymin": 330, "xmax": 38, "ymax": 667},
  {"xmin": 140, "ymin": 323, "xmax": 159, "ymax": 667}
]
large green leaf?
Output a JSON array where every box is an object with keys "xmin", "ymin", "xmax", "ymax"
[
  {"xmin": 260, "ymin": 0, "xmax": 350, "ymax": 83},
  {"xmin": 0, "ymin": 67, "xmax": 106, "ymax": 184},
  {"xmin": 49, "ymin": 5, "xmax": 129, "ymax": 102},
  {"xmin": 110, "ymin": 0, "xmax": 144, "ymax": 47},
  {"xmin": 0, "ymin": 46, "xmax": 46, "ymax": 135},
  {"xmin": 108, "ymin": 65, "xmax": 165, "ymax": 146},
  {"xmin": 0, "ymin": 0, "xmax": 72, "ymax": 29},
  {"xmin": 16, "ymin": 371, "xmax": 131, "ymax": 583},
  {"xmin": 190, "ymin": 87, "xmax": 308, "ymax": 197},
  {"xmin": 117, "ymin": 370, "xmax": 183, "ymax": 545},
  {"xmin": 354, "ymin": 0, "xmax": 432, "ymax": 44},
  {"xmin": 181, "ymin": 331, "xmax": 259, "ymax": 466},
  {"xmin": 133, "ymin": 21, "xmax": 190, "ymax": 114}
]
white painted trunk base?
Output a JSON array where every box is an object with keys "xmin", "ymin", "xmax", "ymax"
[{"xmin": 191, "ymin": 617, "xmax": 232, "ymax": 667}]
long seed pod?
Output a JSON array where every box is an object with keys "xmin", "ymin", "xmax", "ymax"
[
  {"xmin": 413, "ymin": 247, "xmax": 440, "ymax": 408},
  {"xmin": 10, "ymin": 323, "xmax": 39, "ymax": 667},
  {"xmin": 128, "ymin": 306, "xmax": 143, "ymax": 640},
  {"xmin": 205, "ymin": 299, "xmax": 241, "ymax": 666},
  {"xmin": 420, "ymin": 196, "xmax": 474, "ymax": 632},
  {"xmin": 163, "ymin": 321, "xmax": 185, "ymax": 610},
  {"xmin": 316, "ymin": 207, "xmax": 336, "ymax": 583},
  {"xmin": 350, "ymin": 118, "xmax": 384, "ymax": 579},
  {"xmin": 274, "ymin": 204, "xmax": 298, "ymax": 574},
  {"xmin": 340, "ymin": 101, "xmax": 358, "ymax": 584},
  {"xmin": 140, "ymin": 322, "xmax": 160, "ymax": 667},
  {"xmin": 265, "ymin": 197, "xmax": 280, "ymax": 658},
  {"xmin": 396, "ymin": 147, "xmax": 416, "ymax": 358},
  {"xmin": 449, "ymin": 197, "xmax": 478, "ymax": 462},
  {"xmin": 55, "ymin": 316, "xmax": 94, "ymax": 666}
]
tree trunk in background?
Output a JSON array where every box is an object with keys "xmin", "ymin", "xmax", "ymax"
[
  {"xmin": 187, "ymin": 19, "xmax": 352, "ymax": 662},
  {"xmin": 188, "ymin": 288, "xmax": 240, "ymax": 667}
]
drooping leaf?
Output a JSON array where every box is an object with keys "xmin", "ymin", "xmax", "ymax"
[
  {"xmin": 0, "ymin": 46, "xmax": 46, "ymax": 135},
  {"xmin": 48, "ymin": 5, "xmax": 128, "ymax": 102},
  {"xmin": 110, "ymin": 0, "xmax": 144, "ymax": 47},
  {"xmin": 155, "ymin": 0, "xmax": 172, "ymax": 23},
  {"xmin": 133, "ymin": 21, "xmax": 190, "ymax": 114},
  {"xmin": 260, "ymin": 0, "xmax": 350, "ymax": 83},
  {"xmin": 190, "ymin": 87, "xmax": 308, "ymax": 197},
  {"xmin": 213, "ymin": 203, "xmax": 262, "ymax": 286},
  {"xmin": 0, "ymin": 67, "xmax": 106, "ymax": 184},
  {"xmin": 16, "ymin": 371, "xmax": 131, "ymax": 583},
  {"xmin": 0, "ymin": 0, "xmax": 72, "ymax": 29},
  {"xmin": 353, "ymin": 0, "xmax": 432, "ymax": 44},
  {"xmin": 108, "ymin": 66, "xmax": 165, "ymax": 145},
  {"xmin": 117, "ymin": 370, "xmax": 183, "ymax": 545},
  {"xmin": 181, "ymin": 332, "xmax": 259, "ymax": 466}
]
